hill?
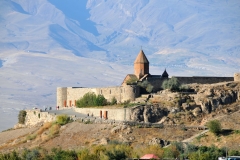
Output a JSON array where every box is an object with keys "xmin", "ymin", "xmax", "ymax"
[{"xmin": 0, "ymin": 0, "xmax": 240, "ymax": 132}]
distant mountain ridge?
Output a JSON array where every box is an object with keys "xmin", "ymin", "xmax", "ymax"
[{"xmin": 1, "ymin": 0, "xmax": 240, "ymax": 72}]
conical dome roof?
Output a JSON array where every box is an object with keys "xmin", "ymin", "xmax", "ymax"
[
  {"xmin": 162, "ymin": 69, "xmax": 169, "ymax": 78},
  {"xmin": 134, "ymin": 49, "xmax": 149, "ymax": 63}
]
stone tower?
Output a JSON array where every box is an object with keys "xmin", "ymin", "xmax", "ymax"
[
  {"xmin": 134, "ymin": 49, "xmax": 149, "ymax": 79},
  {"xmin": 234, "ymin": 73, "xmax": 240, "ymax": 81}
]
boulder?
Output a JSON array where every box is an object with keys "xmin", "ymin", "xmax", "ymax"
[
  {"xmin": 148, "ymin": 138, "xmax": 169, "ymax": 147},
  {"xmin": 182, "ymin": 103, "xmax": 191, "ymax": 111},
  {"xmin": 130, "ymin": 106, "xmax": 144, "ymax": 122},
  {"xmin": 192, "ymin": 107, "xmax": 202, "ymax": 117},
  {"xmin": 100, "ymin": 137, "xmax": 109, "ymax": 145},
  {"xmin": 200, "ymin": 100, "xmax": 211, "ymax": 114},
  {"xmin": 130, "ymin": 105, "xmax": 168, "ymax": 123},
  {"xmin": 110, "ymin": 125, "xmax": 128, "ymax": 134}
]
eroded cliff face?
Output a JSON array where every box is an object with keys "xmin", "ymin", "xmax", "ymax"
[
  {"xmin": 130, "ymin": 105, "xmax": 169, "ymax": 123},
  {"xmin": 129, "ymin": 82, "xmax": 240, "ymax": 124},
  {"xmin": 192, "ymin": 82, "xmax": 240, "ymax": 114}
]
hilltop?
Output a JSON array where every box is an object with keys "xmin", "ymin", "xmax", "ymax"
[{"xmin": 0, "ymin": 81, "xmax": 240, "ymax": 155}]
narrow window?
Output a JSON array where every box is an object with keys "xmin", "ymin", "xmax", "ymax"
[{"xmin": 110, "ymin": 90, "xmax": 111, "ymax": 94}]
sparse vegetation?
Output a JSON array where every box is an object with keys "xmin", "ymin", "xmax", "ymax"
[
  {"xmin": 18, "ymin": 110, "xmax": 27, "ymax": 124},
  {"xmin": 138, "ymin": 80, "xmax": 154, "ymax": 93},
  {"xmin": 207, "ymin": 120, "xmax": 222, "ymax": 135},
  {"xmin": 26, "ymin": 134, "xmax": 37, "ymax": 141},
  {"xmin": 162, "ymin": 77, "xmax": 180, "ymax": 91},
  {"xmin": 110, "ymin": 96, "xmax": 117, "ymax": 105},
  {"xmin": 49, "ymin": 124, "xmax": 61, "ymax": 137},
  {"xmin": 56, "ymin": 114, "xmax": 70, "ymax": 125}
]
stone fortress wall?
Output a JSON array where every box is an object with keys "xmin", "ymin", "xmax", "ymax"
[
  {"xmin": 57, "ymin": 75, "xmax": 235, "ymax": 109},
  {"xmin": 173, "ymin": 76, "xmax": 234, "ymax": 84},
  {"xmin": 57, "ymin": 85, "xmax": 140, "ymax": 108},
  {"xmin": 74, "ymin": 108, "xmax": 132, "ymax": 121},
  {"xmin": 24, "ymin": 109, "xmax": 56, "ymax": 126}
]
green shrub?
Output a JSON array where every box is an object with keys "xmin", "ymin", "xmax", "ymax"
[
  {"xmin": 110, "ymin": 97, "xmax": 117, "ymax": 105},
  {"xmin": 207, "ymin": 120, "xmax": 222, "ymax": 135},
  {"xmin": 95, "ymin": 94, "xmax": 107, "ymax": 106},
  {"xmin": 162, "ymin": 77, "xmax": 180, "ymax": 91},
  {"xmin": 138, "ymin": 80, "xmax": 153, "ymax": 93},
  {"xmin": 56, "ymin": 114, "xmax": 70, "ymax": 125},
  {"xmin": 76, "ymin": 92, "xmax": 107, "ymax": 108},
  {"xmin": 26, "ymin": 134, "xmax": 37, "ymax": 141},
  {"xmin": 18, "ymin": 110, "xmax": 27, "ymax": 124}
]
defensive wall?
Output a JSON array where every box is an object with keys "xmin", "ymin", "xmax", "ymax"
[
  {"xmin": 23, "ymin": 108, "xmax": 132, "ymax": 126},
  {"xmin": 173, "ymin": 76, "xmax": 234, "ymax": 84},
  {"xmin": 74, "ymin": 108, "xmax": 132, "ymax": 121},
  {"xmin": 57, "ymin": 85, "xmax": 140, "ymax": 108},
  {"xmin": 24, "ymin": 109, "xmax": 56, "ymax": 126},
  {"xmin": 57, "ymin": 75, "xmax": 237, "ymax": 108}
]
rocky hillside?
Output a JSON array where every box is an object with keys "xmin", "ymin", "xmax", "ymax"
[
  {"xmin": 130, "ymin": 81, "xmax": 240, "ymax": 125},
  {"xmin": 0, "ymin": 81, "xmax": 240, "ymax": 153}
]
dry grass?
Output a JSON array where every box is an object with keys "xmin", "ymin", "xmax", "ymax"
[
  {"xmin": 37, "ymin": 122, "xmax": 52, "ymax": 135},
  {"xmin": 193, "ymin": 130, "xmax": 240, "ymax": 150},
  {"xmin": 49, "ymin": 124, "xmax": 60, "ymax": 137}
]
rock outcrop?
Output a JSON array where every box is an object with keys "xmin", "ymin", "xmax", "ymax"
[
  {"xmin": 193, "ymin": 82, "xmax": 240, "ymax": 114},
  {"xmin": 130, "ymin": 104, "xmax": 168, "ymax": 123}
]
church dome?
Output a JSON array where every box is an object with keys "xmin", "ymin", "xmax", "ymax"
[
  {"xmin": 134, "ymin": 49, "xmax": 149, "ymax": 64},
  {"xmin": 162, "ymin": 69, "xmax": 169, "ymax": 78}
]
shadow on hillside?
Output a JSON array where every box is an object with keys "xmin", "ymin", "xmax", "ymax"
[{"xmin": 220, "ymin": 129, "xmax": 233, "ymax": 136}]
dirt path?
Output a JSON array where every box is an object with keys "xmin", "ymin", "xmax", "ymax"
[{"xmin": 182, "ymin": 130, "xmax": 209, "ymax": 143}]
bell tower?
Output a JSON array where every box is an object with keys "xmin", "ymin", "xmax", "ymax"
[{"xmin": 134, "ymin": 49, "xmax": 149, "ymax": 79}]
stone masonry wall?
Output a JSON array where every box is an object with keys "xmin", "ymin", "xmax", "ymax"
[
  {"xmin": 57, "ymin": 85, "xmax": 140, "ymax": 108},
  {"xmin": 25, "ymin": 109, "xmax": 56, "ymax": 126},
  {"xmin": 74, "ymin": 108, "xmax": 132, "ymax": 121},
  {"xmin": 174, "ymin": 76, "xmax": 233, "ymax": 84}
]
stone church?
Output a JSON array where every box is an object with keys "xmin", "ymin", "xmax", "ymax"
[{"xmin": 57, "ymin": 49, "xmax": 234, "ymax": 108}]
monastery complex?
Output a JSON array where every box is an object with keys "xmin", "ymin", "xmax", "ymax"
[{"xmin": 57, "ymin": 49, "xmax": 239, "ymax": 108}]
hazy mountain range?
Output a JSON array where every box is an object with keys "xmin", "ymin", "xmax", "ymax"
[{"xmin": 0, "ymin": 0, "xmax": 239, "ymax": 131}]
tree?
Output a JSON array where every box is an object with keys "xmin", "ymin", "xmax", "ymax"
[
  {"xmin": 138, "ymin": 80, "xmax": 154, "ymax": 93},
  {"xmin": 110, "ymin": 97, "xmax": 117, "ymax": 105},
  {"xmin": 207, "ymin": 120, "xmax": 222, "ymax": 135},
  {"xmin": 95, "ymin": 94, "xmax": 107, "ymax": 106},
  {"xmin": 18, "ymin": 110, "xmax": 27, "ymax": 124},
  {"xmin": 162, "ymin": 77, "xmax": 180, "ymax": 91},
  {"xmin": 76, "ymin": 92, "xmax": 109, "ymax": 108}
]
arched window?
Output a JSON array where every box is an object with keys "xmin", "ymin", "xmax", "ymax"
[{"xmin": 110, "ymin": 90, "xmax": 111, "ymax": 94}]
